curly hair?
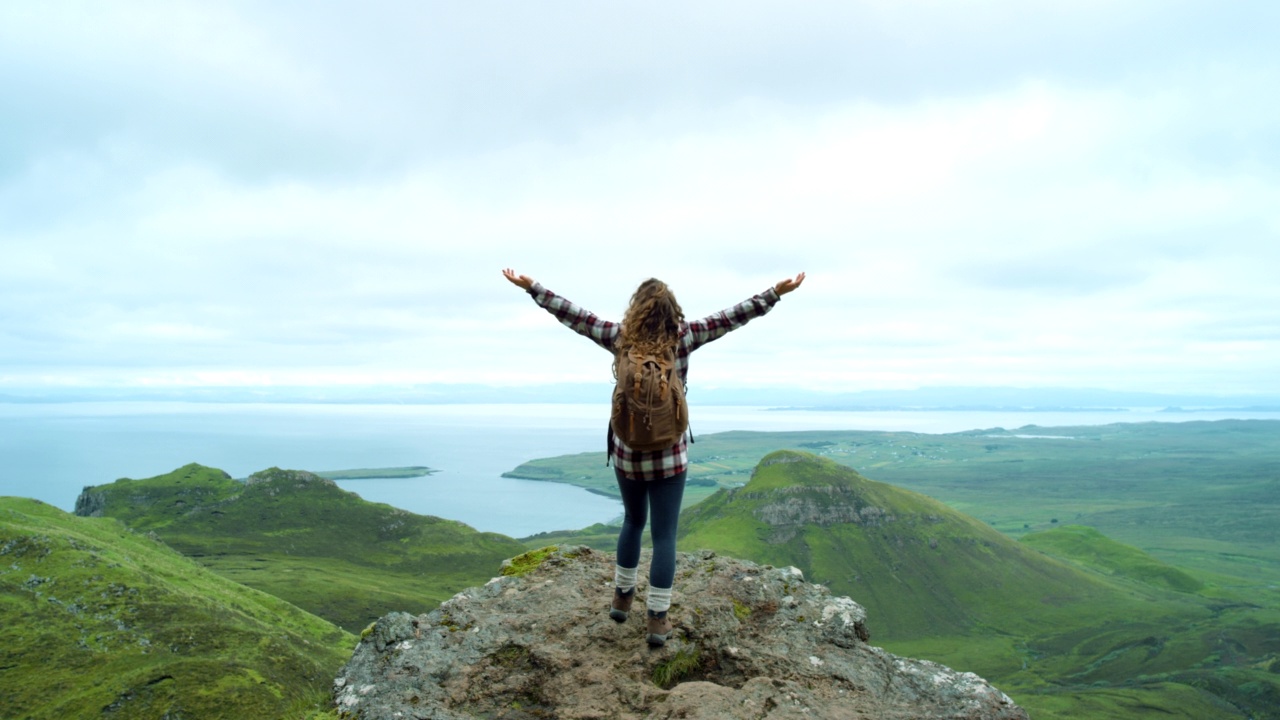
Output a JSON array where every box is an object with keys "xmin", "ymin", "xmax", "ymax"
[{"xmin": 616, "ymin": 278, "xmax": 685, "ymax": 363}]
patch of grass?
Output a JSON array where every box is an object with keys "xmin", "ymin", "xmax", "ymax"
[
  {"xmin": 651, "ymin": 646, "xmax": 701, "ymax": 689},
  {"xmin": 501, "ymin": 545, "xmax": 559, "ymax": 577},
  {"xmin": 490, "ymin": 643, "xmax": 531, "ymax": 667}
]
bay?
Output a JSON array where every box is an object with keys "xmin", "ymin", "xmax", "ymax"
[{"xmin": 2, "ymin": 401, "xmax": 1277, "ymax": 538}]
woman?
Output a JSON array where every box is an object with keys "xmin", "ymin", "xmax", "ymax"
[{"xmin": 502, "ymin": 268, "xmax": 805, "ymax": 646}]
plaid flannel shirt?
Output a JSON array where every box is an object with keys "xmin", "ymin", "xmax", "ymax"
[{"xmin": 528, "ymin": 282, "xmax": 780, "ymax": 480}]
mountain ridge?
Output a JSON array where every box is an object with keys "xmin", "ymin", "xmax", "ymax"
[{"xmin": 75, "ymin": 463, "xmax": 528, "ymax": 631}]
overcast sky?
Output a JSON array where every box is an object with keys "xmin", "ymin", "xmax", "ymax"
[{"xmin": 2, "ymin": 1, "xmax": 1277, "ymax": 396}]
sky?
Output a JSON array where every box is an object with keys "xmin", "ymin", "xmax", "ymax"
[{"xmin": 2, "ymin": 1, "xmax": 1278, "ymax": 397}]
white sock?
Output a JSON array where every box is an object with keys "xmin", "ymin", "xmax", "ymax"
[
  {"xmin": 615, "ymin": 565, "xmax": 638, "ymax": 593},
  {"xmin": 647, "ymin": 585, "xmax": 672, "ymax": 614}
]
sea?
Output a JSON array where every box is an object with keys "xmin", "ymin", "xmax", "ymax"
[{"xmin": 2, "ymin": 402, "xmax": 1277, "ymax": 538}]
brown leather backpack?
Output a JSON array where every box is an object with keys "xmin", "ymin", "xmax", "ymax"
[{"xmin": 609, "ymin": 346, "xmax": 689, "ymax": 453}]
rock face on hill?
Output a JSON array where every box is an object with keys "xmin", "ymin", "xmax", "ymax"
[{"xmin": 335, "ymin": 546, "xmax": 1027, "ymax": 719}]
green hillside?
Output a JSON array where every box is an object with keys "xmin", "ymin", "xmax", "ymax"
[
  {"xmin": 679, "ymin": 451, "xmax": 1148, "ymax": 641},
  {"xmin": 0, "ymin": 496, "xmax": 353, "ymax": 720},
  {"xmin": 1021, "ymin": 524, "xmax": 1204, "ymax": 593},
  {"xmin": 677, "ymin": 450, "xmax": 1280, "ymax": 720},
  {"xmin": 76, "ymin": 463, "xmax": 527, "ymax": 631}
]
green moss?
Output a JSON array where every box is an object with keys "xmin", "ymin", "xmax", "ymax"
[
  {"xmin": 651, "ymin": 646, "xmax": 702, "ymax": 689},
  {"xmin": 491, "ymin": 643, "xmax": 531, "ymax": 667},
  {"xmin": 731, "ymin": 599, "xmax": 751, "ymax": 622},
  {"xmin": 501, "ymin": 546, "xmax": 559, "ymax": 577}
]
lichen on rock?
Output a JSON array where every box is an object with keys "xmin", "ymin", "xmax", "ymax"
[{"xmin": 334, "ymin": 546, "xmax": 1027, "ymax": 719}]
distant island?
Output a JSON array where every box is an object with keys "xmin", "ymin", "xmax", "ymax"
[
  {"xmin": 764, "ymin": 404, "xmax": 1131, "ymax": 412},
  {"xmin": 314, "ymin": 466, "xmax": 436, "ymax": 480}
]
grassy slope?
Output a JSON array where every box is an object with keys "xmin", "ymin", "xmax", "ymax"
[
  {"xmin": 0, "ymin": 496, "xmax": 354, "ymax": 720},
  {"xmin": 1020, "ymin": 524, "xmax": 1205, "ymax": 593},
  {"xmin": 677, "ymin": 450, "xmax": 1280, "ymax": 720},
  {"xmin": 78, "ymin": 463, "xmax": 527, "ymax": 632}
]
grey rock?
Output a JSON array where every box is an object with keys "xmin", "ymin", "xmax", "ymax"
[
  {"xmin": 74, "ymin": 489, "xmax": 107, "ymax": 517},
  {"xmin": 334, "ymin": 546, "xmax": 1027, "ymax": 719}
]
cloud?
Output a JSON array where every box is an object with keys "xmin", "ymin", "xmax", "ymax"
[{"xmin": 1, "ymin": 1, "xmax": 1278, "ymax": 395}]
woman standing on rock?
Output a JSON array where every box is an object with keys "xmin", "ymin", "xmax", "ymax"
[{"xmin": 502, "ymin": 268, "xmax": 805, "ymax": 646}]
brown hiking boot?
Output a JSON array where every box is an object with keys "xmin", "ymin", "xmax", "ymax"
[
  {"xmin": 646, "ymin": 610, "xmax": 672, "ymax": 646},
  {"xmin": 609, "ymin": 587, "xmax": 635, "ymax": 623}
]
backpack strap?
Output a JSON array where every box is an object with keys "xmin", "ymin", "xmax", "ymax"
[{"xmin": 606, "ymin": 423, "xmax": 615, "ymax": 467}]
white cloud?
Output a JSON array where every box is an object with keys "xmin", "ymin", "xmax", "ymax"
[{"xmin": 1, "ymin": 1, "xmax": 1278, "ymax": 396}]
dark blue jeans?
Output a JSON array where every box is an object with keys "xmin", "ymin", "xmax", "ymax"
[{"xmin": 615, "ymin": 469, "xmax": 687, "ymax": 590}]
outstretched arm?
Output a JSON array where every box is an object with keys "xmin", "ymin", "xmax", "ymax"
[
  {"xmin": 685, "ymin": 272, "xmax": 804, "ymax": 351},
  {"xmin": 501, "ymin": 269, "xmax": 618, "ymax": 351}
]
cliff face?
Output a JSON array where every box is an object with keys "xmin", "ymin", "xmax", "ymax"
[{"xmin": 335, "ymin": 546, "xmax": 1027, "ymax": 719}]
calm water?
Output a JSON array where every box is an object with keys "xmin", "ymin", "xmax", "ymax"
[{"xmin": 2, "ymin": 402, "xmax": 1276, "ymax": 537}]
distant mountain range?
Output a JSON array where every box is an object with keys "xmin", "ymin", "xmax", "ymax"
[{"xmin": 4, "ymin": 383, "xmax": 1279, "ymax": 409}]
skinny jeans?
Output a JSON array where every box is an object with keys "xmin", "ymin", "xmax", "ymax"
[{"xmin": 614, "ymin": 469, "xmax": 687, "ymax": 590}]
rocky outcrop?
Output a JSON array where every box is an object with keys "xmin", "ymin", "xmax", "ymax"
[
  {"xmin": 335, "ymin": 546, "xmax": 1027, "ymax": 719},
  {"xmin": 744, "ymin": 485, "xmax": 894, "ymax": 529},
  {"xmin": 73, "ymin": 488, "xmax": 107, "ymax": 517}
]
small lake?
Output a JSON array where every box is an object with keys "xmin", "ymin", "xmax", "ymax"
[{"xmin": 2, "ymin": 402, "xmax": 1276, "ymax": 537}]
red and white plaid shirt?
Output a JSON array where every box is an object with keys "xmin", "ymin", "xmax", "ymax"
[{"xmin": 528, "ymin": 282, "xmax": 780, "ymax": 480}]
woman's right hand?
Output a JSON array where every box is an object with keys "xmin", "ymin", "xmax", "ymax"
[
  {"xmin": 774, "ymin": 272, "xmax": 805, "ymax": 296},
  {"xmin": 502, "ymin": 268, "xmax": 534, "ymax": 291}
]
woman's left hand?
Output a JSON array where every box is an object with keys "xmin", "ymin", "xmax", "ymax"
[
  {"xmin": 775, "ymin": 272, "xmax": 806, "ymax": 296},
  {"xmin": 502, "ymin": 268, "xmax": 534, "ymax": 291}
]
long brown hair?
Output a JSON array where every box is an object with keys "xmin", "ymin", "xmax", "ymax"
[{"xmin": 616, "ymin": 278, "xmax": 684, "ymax": 362}]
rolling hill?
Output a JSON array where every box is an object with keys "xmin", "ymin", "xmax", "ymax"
[
  {"xmin": 678, "ymin": 450, "xmax": 1147, "ymax": 640},
  {"xmin": 75, "ymin": 463, "xmax": 528, "ymax": 631}
]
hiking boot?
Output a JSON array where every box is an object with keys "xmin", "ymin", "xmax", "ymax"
[
  {"xmin": 609, "ymin": 587, "xmax": 635, "ymax": 623},
  {"xmin": 646, "ymin": 610, "xmax": 672, "ymax": 647}
]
